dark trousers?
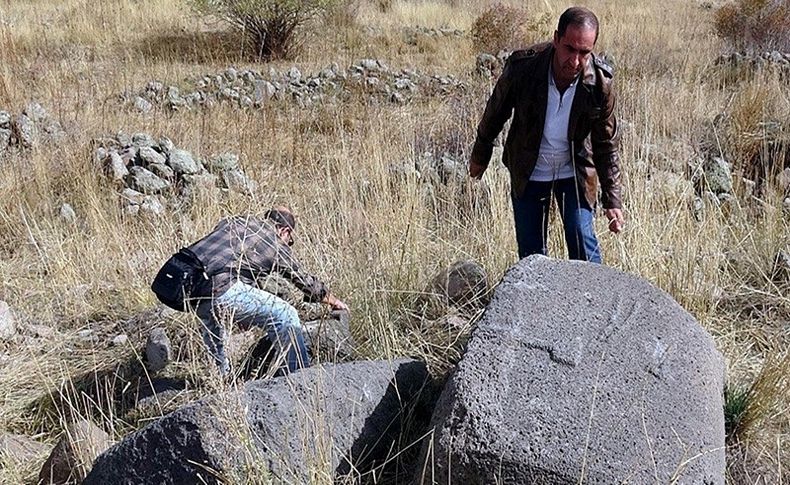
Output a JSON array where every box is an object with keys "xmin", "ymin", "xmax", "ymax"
[{"xmin": 511, "ymin": 177, "xmax": 602, "ymax": 263}]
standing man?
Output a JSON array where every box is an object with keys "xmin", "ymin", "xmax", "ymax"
[
  {"xmin": 469, "ymin": 6, "xmax": 624, "ymax": 263},
  {"xmin": 187, "ymin": 207, "xmax": 348, "ymax": 376}
]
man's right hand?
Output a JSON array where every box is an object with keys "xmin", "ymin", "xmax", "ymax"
[
  {"xmin": 323, "ymin": 293, "xmax": 349, "ymax": 312},
  {"xmin": 469, "ymin": 160, "xmax": 486, "ymax": 179}
]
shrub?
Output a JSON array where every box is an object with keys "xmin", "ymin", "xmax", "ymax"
[
  {"xmin": 471, "ymin": 4, "xmax": 550, "ymax": 55},
  {"xmin": 714, "ymin": 0, "xmax": 790, "ymax": 53},
  {"xmin": 191, "ymin": 0, "xmax": 335, "ymax": 60}
]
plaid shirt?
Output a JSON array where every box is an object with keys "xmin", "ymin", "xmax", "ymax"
[{"xmin": 188, "ymin": 215, "xmax": 328, "ymax": 301}]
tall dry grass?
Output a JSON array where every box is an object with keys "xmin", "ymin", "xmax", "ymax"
[{"xmin": 0, "ymin": 0, "xmax": 787, "ymax": 483}]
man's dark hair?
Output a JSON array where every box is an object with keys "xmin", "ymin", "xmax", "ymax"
[
  {"xmin": 557, "ymin": 7, "xmax": 599, "ymax": 42},
  {"xmin": 265, "ymin": 207, "xmax": 296, "ymax": 230}
]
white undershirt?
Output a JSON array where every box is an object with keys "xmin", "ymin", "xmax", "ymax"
[{"xmin": 530, "ymin": 66, "xmax": 578, "ymax": 182}]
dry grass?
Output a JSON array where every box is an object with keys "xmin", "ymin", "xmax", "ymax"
[{"xmin": 0, "ymin": 0, "xmax": 788, "ymax": 483}]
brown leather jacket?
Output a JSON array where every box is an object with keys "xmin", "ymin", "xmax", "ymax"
[{"xmin": 470, "ymin": 42, "xmax": 622, "ymax": 209}]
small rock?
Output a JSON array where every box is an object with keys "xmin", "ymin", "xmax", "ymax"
[
  {"xmin": 28, "ymin": 324, "xmax": 55, "ymax": 339},
  {"xmin": 0, "ymin": 128, "xmax": 12, "ymax": 150},
  {"xmin": 779, "ymin": 168, "xmax": 790, "ymax": 192},
  {"xmin": 148, "ymin": 162, "xmax": 174, "ymax": 180},
  {"xmin": 116, "ymin": 131, "xmax": 132, "ymax": 146},
  {"xmin": 0, "ymin": 433, "xmax": 48, "ymax": 465},
  {"xmin": 77, "ymin": 329, "xmax": 93, "ymax": 340},
  {"xmin": 252, "ymin": 80, "xmax": 276, "ymax": 105},
  {"xmin": 0, "ymin": 110, "xmax": 11, "ymax": 128},
  {"xmin": 108, "ymin": 152, "xmax": 131, "ymax": 181},
  {"xmin": 140, "ymin": 196, "xmax": 165, "ymax": 217},
  {"xmin": 158, "ymin": 137, "xmax": 175, "ymax": 155},
  {"xmin": 59, "ymin": 203, "xmax": 76, "ymax": 223},
  {"xmin": 391, "ymin": 92, "xmax": 406, "ymax": 105},
  {"xmin": 222, "ymin": 168, "xmax": 257, "ymax": 195},
  {"xmin": 0, "ymin": 301, "xmax": 17, "ymax": 340},
  {"xmin": 137, "ymin": 146, "xmax": 166, "ymax": 166},
  {"xmin": 223, "ymin": 67, "xmax": 238, "ymax": 82},
  {"xmin": 23, "ymin": 102, "xmax": 48, "ymax": 122},
  {"xmin": 145, "ymin": 81, "xmax": 165, "ymax": 97},
  {"xmin": 205, "ymin": 152, "xmax": 239, "ymax": 172},
  {"xmin": 127, "ymin": 166, "xmax": 170, "ymax": 194},
  {"xmin": 111, "ymin": 334, "xmax": 128, "ymax": 346},
  {"xmin": 773, "ymin": 251, "xmax": 790, "ymax": 281},
  {"xmin": 39, "ymin": 419, "xmax": 112, "ymax": 484},
  {"xmin": 287, "ymin": 67, "xmax": 302, "ymax": 83},
  {"xmin": 167, "ymin": 149, "xmax": 200, "ymax": 175},
  {"xmin": 118, "ymin": 146, "xmax": 138, "ymax": 166},
  {"xmin": 146, "ymin": 327, "xmax": 171, "ymax": 372},
  {"xmin": 120, "ymin": 188, "xmax": 145, "ymax": 206},
  {"xmin": 15, "ymin": 113, "xmax": 37, "ymax": 147},
  {"xmin": 132, "ymin": 133, "xmax": 156, "ymax": 148},
  {"xmin": 133, "ymin": 96, "xmax": 153, "ymax": 113},
  {"xmin": 702, "ymin": 156, "xmax": 733, "ymax": 194}
]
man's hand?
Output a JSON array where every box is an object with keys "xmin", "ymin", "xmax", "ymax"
[
  {"xmin": 323, "ymin": 293, "xmax": 349, "ymax": 312},
  {"xmin": 604, "ymin": 208, "xmax": 624, "ymax": 234},
  {"xmin": 469, "ymin": 160, "xmax": 486, "ymax": 179}
]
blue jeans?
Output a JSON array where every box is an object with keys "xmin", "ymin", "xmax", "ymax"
[
  {"xmin": 511, "ymin": 177, "xmax": 602, "ymax": 263},
  {"xmin": 197, "ymin": 281, "xmax": 310, "ymax": 376}
]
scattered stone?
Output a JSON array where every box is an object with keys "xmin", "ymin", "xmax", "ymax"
[
  {"xmin": 423, "ymin": 260, "xmax": 489, "ymax": 309},
  {"xmin": 698, "ymin": 157, "xmax": 733, "ymax": 195},
  {"xmin": 167, "ymin": 149, "xmax": 200, "ymax": 175},
  {"xmin": 137, "ymin": 146, "xmax": 166, "ymax": 166},
  {"xmin": 39, "ymin": 419, "xmax": 112, "ymax": 484},
  {"xmin": 77, "ymin": 329, "xmax": 94, "ymax": 341},
  {"xmin": 780, "ymin": 167, "xmax": 790, "ymax": 192},
  {"xmin": 420, "ymin": 256, "xmax": 726, "ymax": 484},
  {"xmin": 58, "ymin": 203, "xmax": 76, "ymax": 224},
  {"xmin": 205, "ymin": 152, "xmax": 239, "ymax": 172},
  {"xmin": 303, "ymin": 310, "xmax": 356, "ymax": 361},
  {"xmin": 133, "ymin": 96, "xmax": 153, "ymax": 113},
  {"xmin": 85, "ymin": 359, "xmax": 432, "ymax": 484},
  {"xmin": 475, "ymin": 53, "xmax": 498, "ymax": 76},
  {"xmin": 0, "ymin": 301, "xmax": 17, "ymax": 340},
  {"xmin": 772, "ymin": 250, "xmax": 790, "ymax": 281},
  {"xmin": 0, "ymin": 433, "xmax": 48, "ymax": 466},
  {"xmin": 15, "ymin": 113, "xmax": 37, "ymax": 147},
  {"xmin": 139, "ymin": 196, "xmax": 165, "ymax": 218},
  {"xmin": 145, "ymin": 327, "xmax": 171, "ymax": 372},
  {"xmin": 111, "ymin": 334, "xmax": 129, "ymax": 347},
  {"xmin": 28, "ymin": 324, "xmax": 55, "ymax": 339},
  {"xmin": 127, "ymin": 166, "xmax": 170, "ymax": 194}
]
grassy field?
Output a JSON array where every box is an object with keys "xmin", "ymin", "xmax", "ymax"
[{"xmin": 0, "ymin": 0, "xmax": 787, "ymax": 483}]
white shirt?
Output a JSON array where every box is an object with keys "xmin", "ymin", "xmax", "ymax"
[{"xmin": 530, "ymin": 66, "xmax": 578, "ymax": 182}]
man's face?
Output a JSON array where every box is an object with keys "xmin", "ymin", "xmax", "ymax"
[
  {"xmin": 278, "ymin": 226, "xmax": 295, "ymax": 247},
  {"xmin": 552, "ymin": 24, "xmax": 596, "ymax": 85}
]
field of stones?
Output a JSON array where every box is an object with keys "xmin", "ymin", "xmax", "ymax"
[{"xmin": 0, "ymin": 0, "xmax": 787, "ymax": 483}]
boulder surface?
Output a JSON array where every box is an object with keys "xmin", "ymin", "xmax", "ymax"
[
  {"xmin": 420, "ymin": 255, "xmax": 726, "ymax": 485},
  {"xmin": 85, "ymin": 358, "xmax": 430, "ymax": 484}
]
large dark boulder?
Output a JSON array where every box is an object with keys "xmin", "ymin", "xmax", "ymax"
[
  {"xmin": 85, "ymin": 359, "xmax": 431, "ymax": 484},
  {"xmin": 419, "ymin": 256, "xmax": 726, "ymax": 484}
]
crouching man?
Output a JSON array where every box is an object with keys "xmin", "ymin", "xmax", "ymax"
[{"xmin": 186, "ymin": 207, "xmax": 348, "ymax": 376}]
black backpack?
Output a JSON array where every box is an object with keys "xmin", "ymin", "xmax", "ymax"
[{"xmin": 150, "ymin": 248, "xmax": 211, "ymax": 312}]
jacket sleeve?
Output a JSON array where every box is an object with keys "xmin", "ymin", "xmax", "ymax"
[
  {"xmin": 470, "ymin": 60, "xmax": 517, "ymax": 170},
  {"xmin": 591, "ymin": 76, "xmax": 622, "ymax": 209},
  {"xmin": 273, "ymin": 246, "xmax": 329, "ymax": 303}
]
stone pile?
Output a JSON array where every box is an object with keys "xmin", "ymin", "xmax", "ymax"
[
  {"xmin": 403, "ymin": 25, "xmax": 464, "ymax": 45},
  {"xmin": 0, "ymin": 102, "xmax": 65, "ymax": 157},
  {"xmin": 123, "ymin": 60, "xmax": 467, "ymax": 113},
  {"xmin": 716, "ymin": 50, "xmax": 790, "ymax": 74},
  {"xmin": 94, "ymin": 132, "xmax": 256, "ymax": 217}
]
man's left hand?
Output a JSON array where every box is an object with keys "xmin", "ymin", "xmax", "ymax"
[{"xmin": 604, "ymin": 208, "xmax": 624, "ymax": 234}]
